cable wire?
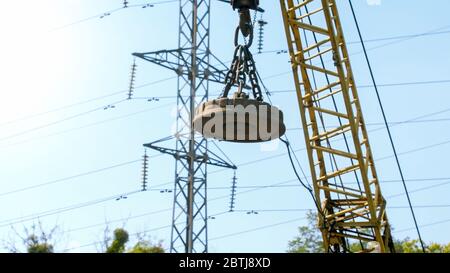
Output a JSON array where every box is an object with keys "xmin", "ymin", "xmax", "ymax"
[
  {"xmin": 0, "ymin": 159, "xmax": 142, "ymax": 198},
  {"xmin": 348, "ymin": 0, "xmax": 425, "ymax": 252},
  {"xmin": 280, "ymin": 138, "xmax": 327, "ymax": 222},
  {"xmin": 0, "ymin": 76, "xmax": 176, "ymax": 128},
  {"xmin": 0, "ymin": 103, "xmax": 174, "ymax": 151},
  {"xmin": 0, "ymin": 190, "xmax": 143, "ymax": 228},
  {"xmin": 258, "ymin": 28, "xmax": 450, "ymax": 55},
  {"xmin": 210, "ymin": 217, "xmax": 306, "ymax": 241},
  {"xmin": 0, "ymin": 99, "xmax": 126, "ymax": 142},
  {"xmin": 49, "ymin": 0, "xmax": 179, "ymax": 32}
]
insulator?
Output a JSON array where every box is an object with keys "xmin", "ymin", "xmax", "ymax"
[
  {"xmin": 142, "ymin": 150, "xmax": 149, "ymax": 191},
  {"xmin": 100, "ymin": 13, "xmax": 111, "ymax": 19},
  {"xmin": 257, "ymin": 19, "xmax": 267, "ymax": 54},
  {"xmin": 128, "ymin": 61, "xmax": 137, "ymax": 100},
  {"xmin": 229, "ymin": 171, "xmax": 238, "ymax": 212},
  {"xmin": 128, "ymin": 59, "xmax": 137, "ymax": 100},
  {"xmin": 123, "ymin": 0, "xmax": 129, "ymax": 8}
]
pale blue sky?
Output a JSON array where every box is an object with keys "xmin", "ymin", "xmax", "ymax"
[{"xmin": 0, "ymin": 0, "xmax": 450, "ymax": 252}]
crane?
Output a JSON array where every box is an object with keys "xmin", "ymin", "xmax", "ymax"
[
  {"xmin": 194, "ymin": 0, "xmax": 396, "ymax": 253},
  {"xmin": 277, "ymin": 0, "xmax": 395, "ymax": 253}
]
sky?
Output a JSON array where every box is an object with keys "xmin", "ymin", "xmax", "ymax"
[{"xmin": 0, "ymin": 0, "xmax": 449, "ymax": 253}]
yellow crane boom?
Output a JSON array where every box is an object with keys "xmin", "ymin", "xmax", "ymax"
[{"xmin": 279, "ymin": 0, "xmax": 395, "ymax": 252}]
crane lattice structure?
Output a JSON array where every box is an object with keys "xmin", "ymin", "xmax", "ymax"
[
  {"xmin": 280, "ymin": 0, "xmax": 395, "ymax": 252},
  {"xmin": 133, "ymin": 0, "xmax": 236, "ymax": 253}
]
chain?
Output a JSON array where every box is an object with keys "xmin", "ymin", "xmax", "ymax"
[
  {"xmin": 221, "ymin": 45, "xmax": 262, "ymax": 101},
  {"xmin": 243, "ymin": 47, "xmax": 262, "ymax": 101},
  {"xmin": 252, "ymin": 10, "xmax": 258, "ymax": 29},
  {"xmin": 243, "ymin": 10, "xmax": 258, "ymax": 46},
  {"xmin": 222, "ymin": 46, "xmax": 242, "ymax": 98},
  {"xmin": 221, "ymin": 11, "xmax": 263, "ymax": 101}
]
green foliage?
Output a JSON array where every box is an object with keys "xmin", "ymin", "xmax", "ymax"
[
  {"xmin": 6, "ymin": 222, "xmax": 57, "ymax": 253},
  {"xmin": 105, "ymin": 228, "xmax": 165, "ymax": 254},
  {"xmin": 106, "ymin": 228, "xmax": 130, "ymax": 253},
  {"xmin": 288, "ymin": 212, "xmax": 450, "ymax": 253},
  {"xmin": 26, "ymin": 234, "xmax": 54, "ymax": 253},
  {"xmin": 128, "ymin": 241, "xmax": 165, "ymax": 253},
  {"xmin": 7, "ymin": 224, "xmax": 164, "ymax": 253},
  {"xmin": 394, "ymin": 238, "xmax": 450, "ymax": 253},
  {"xmin": 287, "ymin": 211, "xmax": 324, "ymax": 253}
]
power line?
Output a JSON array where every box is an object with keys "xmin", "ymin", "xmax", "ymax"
[
  {"xmin": 61, "ymin": 179, "xmax": 310, "ymax": 242},
  {"xmin": 63, "ymin": 189, "xmax": 236, "ymax": 237},
  {"xmin": 227, "ymin": 177, "xmax": 450, "ymax": 203},
  {"xmin": 213, "ymin": 211, "xmax": 450, "ymax": 246},
  {"xmin": 63, "ymin": 178, "xmax": 300, "ymax": 238},
  {"xmin": 13, "ymin": 1, "xmax": 448, "ymax": 253},
  {"xmin": 287, "ymin": 118, "xmax": 450, "ymax": 131},
  {"xmin": 377, "ymin": 138, "xmax": 450, "ymax": 162},
  {"xmin": 360, "ymin": 106, "xmax": 450, "ymax": 136},
  {"xmin": 68, "ymin": 203, "xmax": 450, "ymax": 251},
  {"xmin": 63, "ymin": 210, "xmax": 230, "ymax": 252},
  {"xmin": 233, "ymin": 205, "xmax": 450, "ymax": 213},
  {"xmin": 210, "ymin": 217, "xmax": 306, "ymax": 241},
  {"xmin": 67, "ymin": 202, "xmax": 450, "ymax": 251},
  {"xmin": 349, "ymin": 0, "xmax": 425, "ymax": 252},
  {"xmin": 360, "ymin": 79, "xmax": 450, "ymax": 89},
  {"xmin": 212, "ymin": 212, "xmax": 450, "ymax": 243},
  {"xmin": 0, "ymin": 94, "xmax": 164, "ymax": 143},
  {"xmin": 0, "ymin": 99, "xmax": 126, "ymax": 142},
  {"xmin": 178, "ymin": 126, "xmax": 450, "ymax": 202},
  {"xmin": 390, "ymin": 205, "xmax": 450, "ymax": 209},
  {"xmin": 4, "ymin": 179, "xmax": 221, "ymax": 244},
  {"xmin": 395, "ymin": 217, "xmax": 450, "ymax": 234},
  {"xmin": 44, "ymin": 169, "xmax": 450, "ymax": 251},
  {"xmin": 8, "ymin": 108, "xmax": 446, "ymax": 244},
  {"xmin": 0, "ymin": 190, "xmax": 143, "ymax": 228},
  {"xmin": 143, "ymin": 176, "xmax": 450, "ymax": 192},
  {"xmin": 0, "ymin": 172, "xmax": 229, "ymax": 235},
  {"xmin": 267, "ymin": 79, "xmax": 450, "ymax": 94},
  {"xmin": 208, "ymin": 133, "xmax": 450, "ymax": 179},
  {"xmin": 352, "ymin": 24, "xmax": 450, "ymax": 58},
  {"xmin": 0, "ymin": 156, "xmax": 165, "ymax": 199},
  {"xmin": 257, "ymin": 28, "xmax": 450, "ymax": 55},
  {"xmin": 63, "ymin": 222, "xmax": 173, "ymax": 252},
  {"xmin": 0, "ymin": 103, "xmax": 174, "ymax": 151},
  {"xmin": 387, "ymin": 180, "xmax": 450, "ymax": 199},
  {"xmin": 0, "ymin": 76, "xmax": 176, "ymax": 128},
  {"xmin": 259, "ymin": 22, "xmax": 450, "ymax": 81},
  {"xmin": 53, "ymin": 174, "xmax": 450, "ymax": 250},
  {"xmin": 49, "ymin": 0, "xmax": 179, "ymax": 32},
  {"xmin": 64, "ymin": 207, "xmax": 172, "ymax": 234},
  {"xmin": 9, "ymin": 76, "xmax": 444, "ymax": 144},
  {"xmin": 0, "ymin": 91, "xmax": 123, "ymax": 128},
  {"xmin": 347, "ymin": 29, "xmax": 450, "ymax": 44},
  {"xmin": 55, "ymin": 175, "xmax": 450, "ymax": 250}
]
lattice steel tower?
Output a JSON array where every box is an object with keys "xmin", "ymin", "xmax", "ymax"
[{"xmin": 133, "ymin": 0, "xmax": 236, "ymax": 253}]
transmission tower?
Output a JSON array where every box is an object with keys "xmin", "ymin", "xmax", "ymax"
[{"xmin": 133, "ymin": 0, "xmax": 236, "ymax": 253}]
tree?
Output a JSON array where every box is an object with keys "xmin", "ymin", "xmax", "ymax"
[
  {"xmin": 3, "ymin": 222, "xmax": 164, "ymax": 253},
  {"xmin": 287, "ymin": 211, "xmax": 324, "ymax": 253},
  {"xmin": 4, "ymin": 221, "xmax": 57, "ymax": 253},
  {"xmin": 26, "ymin": 234, "xmax": 54, "ymax": 253},
  {"xmin": 394, "ymin": 238, "xmax": 450, "ymax": 253},
  {"xmin": 128, "ymin": 241, "xmax": 165, "ymax": 253},
  {"xmin": 288, "ymin": 211, "xmax": 450, "ymax": 253},
  {"xmin": 106, "ymin": 228, "xmax": 129, "ymax": 253},
  {"xmin": 104, "ymin": 228, "xmax": 165, "ymax": 253}
]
